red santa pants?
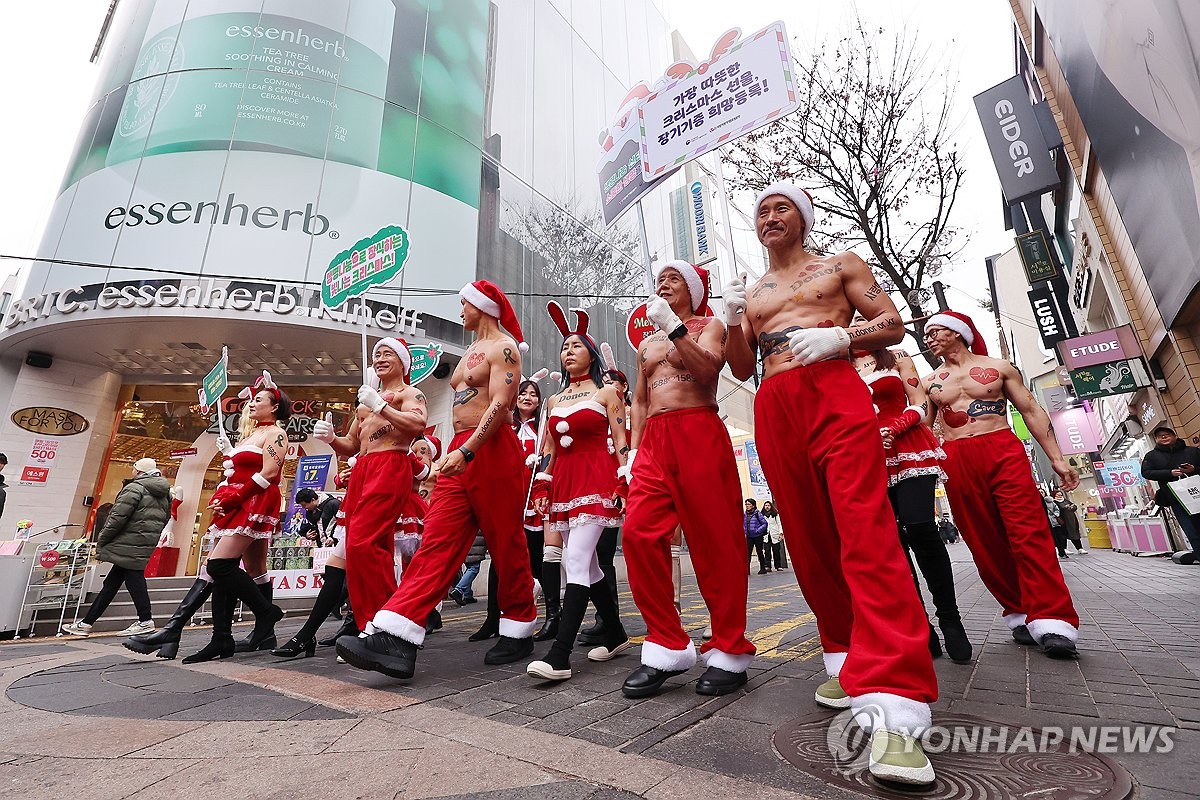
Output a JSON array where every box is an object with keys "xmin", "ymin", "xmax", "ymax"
[
  {"xmin": 623, "ymin": 408, "xmax": 756, "ymax": 673},
  {"xmin": 371, "ymin": 426, "xmax": 537, "ymax": 645},
  {"xmin": 942, "ymin": 429, "xmax": 1079, "ymax": 641},
  {"xmin": 343, "ymin": 450, "xmax": 412, "ymax": 631},
  {"xmin": 755, "ymin": 361, "xmax": 936, "ymax": 728}
]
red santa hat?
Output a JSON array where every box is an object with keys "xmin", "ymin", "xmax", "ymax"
[
  {"xmin": 925, "ymin": 310, "xmax": 989, "ymax": 356},
  {"xmin": 754, "ymin": 182, "xmax": 815, "ymax": 242},
  {"xmin": 459, "ymin": 280, "xmax": 528, "ymax": 352},
  {"xmin": 372, "ymin": 337, "xmax": 412, "ymax": 376},
  {"xmin": 654, "ymin": 260, "xmax": 712, "ymax": 315},
  {"xmin": 424, "ymin": 434, "xmax": 442, "ymax": 461}
]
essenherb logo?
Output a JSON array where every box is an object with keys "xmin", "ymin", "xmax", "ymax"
[{"xmin": 103, "ymin": 193, "xmax": 334, "ymax": 237}]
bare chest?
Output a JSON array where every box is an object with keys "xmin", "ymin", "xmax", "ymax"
[
  {"xmin": 928, "ymin": 366, "xmax": 1006, "ymax": 410},
  {"xmin": 746, "ymin": 264, "xmax": 851, "ymax": 331}
]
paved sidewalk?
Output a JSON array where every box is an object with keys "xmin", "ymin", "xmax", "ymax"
[{"xmin": 2, "ymin": 547, "xmax": 1198, "ymax": 799}]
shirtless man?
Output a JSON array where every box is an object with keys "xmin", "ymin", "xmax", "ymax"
[
  {"xmin": 723, "ymin": 183, "xmax": 937, "ymax": 785},
  {"xmin": 338, "ymin": 280, "xmax": 538, "ymax": 679},
  {"xmin": 921, "ymin": 309, "xmax": 1080, "ymax": 659},
  {"xmin": 312, "ymin": 337, "xmax": 428, "ymax": 633},
  {"xmin": 620, "ymin": 261, "xmax": 756, "ymax": 699}
]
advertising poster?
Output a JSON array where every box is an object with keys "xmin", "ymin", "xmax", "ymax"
[
  {"xmin": 1093, "ymin": 459, "xmax": 1145, "ymax": 499},
  {"xmin": 744, "ymin": 440, "xmax": 771, "ymax": 501},
  {"xmin": 270, "ymin": 454, "xmax": 333, "ymax": 598}
]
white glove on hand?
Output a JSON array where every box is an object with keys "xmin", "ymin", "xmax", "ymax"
[
  {"xmin": 358, "ymin": 384, "xmax": 387, "ymax": 414},
  {"xmin": 215, "ymin": 434, "xmax": 233, "ymax": 456},
  {"xmin": 721, "ymin": 274, "xmax": 747, "ymax": 325},
  {"xmin": 787, "ymin": 326, "xmax": 851, "ymax": 365},
  {"xmin": 525, "ymin": 453, "xmax": 539, "ymax": 469},
  {"xmin": 616, "ymin": 448, "xmax": 638, "ymax": 482},
  {"xmin": 313, "ymin": 412, "xmax": 336, "ymax": 443},
  {"xmin": 646, "ymin": 296, "xmax": 684, "ymax": 334}
]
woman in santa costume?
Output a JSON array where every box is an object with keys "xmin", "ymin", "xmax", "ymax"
[
  {"xmin": 853, "ymin": 347, "xmax": 971, "ymax": 664},
  {"xmin": 125, "ymin": 373, "xmax": 287, "ymax": 660},
  {"xmin": 527, "ymin": 304, "xmax": 632, "ymax": 681}
]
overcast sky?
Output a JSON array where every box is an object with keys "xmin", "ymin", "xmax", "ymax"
[{"xmin": 0, "ymin": 0, "xmax": 1015, "ymax": 351}]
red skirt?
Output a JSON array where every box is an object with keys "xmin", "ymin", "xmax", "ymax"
[
  {"xmin": 547, "ymin": 450, "xmax": 623, "ymax": 532},
  {"xmin": 210, "ymin": 482, "xmax": 281, "ymax": 541},
  {"xmin": 885, "ymin": 424, "xmax": 947, "ymax": 486}
]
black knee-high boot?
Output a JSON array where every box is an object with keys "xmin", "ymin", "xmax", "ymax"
[
  {"xmin": 469, "ymin": 563, "xmax": 501, "ymax": 642},
  {"xmin": 541, "ymin": 583, "xmax": 590, "ymax": 670},
  {"xmin": 906, "ymin": 521, "xmax": 972, "ymax": 663},
  {"xmin": 182, "ymin": 584, "xmax": 235, "ymax": 663},
  {"xmin": 206, "ymin": 557, "xmax": 283, "ymax": 643},
  {"xmin": 235, "ymin": 578, "xmax": 279, "ymax": 652},
  {"xmin": 589, "ymin": 578, "xmax": 627, "ymax": 650},
  {"xmin": 274, "ymin": 566, "xmax": 347, "ymax": 657},
  {"xmin": 124, "ymin": 578, "xmax": 211, "ymax": 660},
  {"xmin": 533, "ymin": 557, "xmax": 561, "ymax": 641}
]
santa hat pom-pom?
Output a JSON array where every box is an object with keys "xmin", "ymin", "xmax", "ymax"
[
  {"xmin": 519, "ymin": 341, "xmax": 529, "ymax": 353},
  {"xmin": 559, "ymin": 435, "xmax": 574, "ymax": 448},
  {"xmin": 556, "ymin": 421, "xmax": 570, "ymax": 434},
  {"xmin": 222, "ymin": 459, "xmax": 234, "ymax": 469},
  {"xmin": 347, "ymin": 456, "xmax": 357, "ymax": 469},
  {"xmin": 223, "ymin": 468, "xmax": 234, "ymax": 478}
]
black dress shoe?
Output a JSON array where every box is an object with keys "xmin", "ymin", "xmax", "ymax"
[
  {"xmin": 940, "ymin": 620, "xmax": 973, "ymax": 663},
  {"xmin": 576, "ymin": 619, "xmax": 604, "ymax": 646},
  {"xmin": 1040, "ymin": 633, "xmax": 1078, "ymax": 659},
  {"xmin": 484, "ymin": 635, "xmax": 534, "ymax": 665},
  {"xmin": 622, "ymin": 664, "xmax": 687, "ymax": 698},
  {"xmin": 695, "ymin": 666, "xmax": 748, "ymax": 696},
  {"xmin": 469, "ymin": 620, "xmax": 499, "ymax": 642},
  {"xmin": 319, "ymin": 615, "xmax": 358, "ymax": 647},
  {"xmin": 927, "ymin": 623, "xmax": 942, "ymax": 659},
  {"xmin": 448, "ymin": 588, "xmax": 467, "ymax": 607},
  {"xmin": 336, "ymin": 632, "xmax": 418, "ymax": 679},
  {"xmin": 271, "ymin": 636, "xmax": 316, "ymax": 659},
  {"xmin": 1012, "ymin": 624, "xmax": 1037, "ymax": 646},
  {"xmin": 425, "ymin": 608, "xmax": 443, "ymax": 634}
]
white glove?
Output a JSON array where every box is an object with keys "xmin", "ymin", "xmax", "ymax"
[
  {"xmin": 215, "ymin": 434, "xmax": 233, "ymax": 455},
  {"xmin": 721, "ymin": 274, "xmax": 747, "ymax": 325},
  {"xmin": 646, "ymin": 296, "xmax": 684, "ymax": 334},
  {"xmin": 313, "ymin": 412, "xmax": 336, "ymax": 443},
  {"xmin": 787, "ymin": 326, "xmax": 851, "ymax": 365},
  {"xmin": 616, "ymin": 448, "xmax": 638, "ymax": 482},
  {"xmin": 525, "ymin": 453, "xmax": 539, "ymax": 469},
  {"xmin": 358, "ymin": 384, "xmax": 387, "ymax": 414}
]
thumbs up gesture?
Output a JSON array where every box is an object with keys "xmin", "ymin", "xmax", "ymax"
[{"xmin": 313, "ymin": 412, "xmax": 336, "ymax": 443}]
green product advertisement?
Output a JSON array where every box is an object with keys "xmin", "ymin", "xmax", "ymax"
[{"xmin": 322, "ymin": 225, "xmax": 411, "ymax": 308}]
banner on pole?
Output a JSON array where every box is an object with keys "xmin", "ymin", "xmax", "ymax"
[
  {"xmin": 407, "ymin": 343, "xmax": 443, "ymax": 386},
  {"xmin": 198, "ymin": 347, "xmax": 228, "ymax": 413},
  {"xmin": 322, "ymin": 224, "xmax": 411, "ymax": 308}
]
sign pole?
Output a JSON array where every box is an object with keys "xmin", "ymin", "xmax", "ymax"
[
  {"xmin": 635, "ymin": 200, "xmax": 654, "ymax": 293},
  {"xmin": 360, "ymin": 306, "xmax": 370, "ymax": 379},
  {"xmin": 711, "ymin": 149, "xmax": 740, "ymax": 288},
  {"xmin": 215, "ymin": 346, "xmax": 228, "ymax": 436}
]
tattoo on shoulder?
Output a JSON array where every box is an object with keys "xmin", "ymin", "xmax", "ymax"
[
  {"xmin": 751, "ymin": 281, "xmax": 777, "ymax": 299},
  {"xmin": 864, "ymin": 282, "xmax": 883, "ymax": 301},
  {"xmin": 503, "ymin": 347, "xmax": 517, "ymax": 365}
]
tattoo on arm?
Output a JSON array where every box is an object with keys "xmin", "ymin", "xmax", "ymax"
[
  {"xmin": 864, "ymin": 282, "xmax": 883, "ymax": 301},
  {"xmin": 849, "ymin": 317, "xmax": 898, "ymax": 339},
  {"xmin": 505, "ymin": 371, "xmax": 514, "ymax": 385},
  {"xmin": 503, "ymin": 348, "xmax": 516, "ymax": 365},
  {"xmin": 620, "ymin": 446, "xmax": 630, "ymax": 455}
]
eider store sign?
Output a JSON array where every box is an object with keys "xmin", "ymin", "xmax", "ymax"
[{"xmin": 3, "ymin": 278, "xmax": 422, "ymax": 334}]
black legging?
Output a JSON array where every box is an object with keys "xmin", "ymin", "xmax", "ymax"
[
  {"xmin": 83, "ymin": 564, "xmax": 152, "ymax": 624},
  {"xmin": 887, "ymin": 475, "xmax": 961, "ymax": 626},
  {"xmin": 747, "ymin": 537, "xmax": 771, "ymax": 571}
]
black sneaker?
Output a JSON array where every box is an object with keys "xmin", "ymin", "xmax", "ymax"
[
  {"xmin": 484, "ymin": 635, "xmax": 534, "ymax": 665},
  {"xmin": 336, "ymin": 632, "xmax": 418, "ymax": 679},
  {"xmin": 695, "ymin": 666, "xmax": 748, "ymax": 696},
  {"xmin": 1012, "ymin": 624, "xmax": 1037, "ymax": 646},
  {"xmin": 1040, "ymin": 633, "xmax": 1078, "ymax": 659},
  {"xmin": 448, "ymin": 588, "xmax": 467, "ymax": 607}
]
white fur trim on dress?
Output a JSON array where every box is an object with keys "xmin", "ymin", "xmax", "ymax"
[
  {"xmin": 851, "ymin": 692, "xmax": 932, "ymax": 737},
  {"xmin": 641, "ymin": 639, "xmax": 697, "ymax": 671},
  {"xmin": 702, "ymin": 648, "xmax": 754, "ymax": 674},
  {"xmin": 823, "ymin": 651, "xmax": 848, "ymax": 678},
  {"xmin": 925, "ymin": 313, "xmax": 973, "ymax": 346},
  {"xmin": 459, "ymin": 282, "xmax": 501, "ymax": 317},
  {"xmin": 498, "ymin": 616, "xmax": 537, "ymax": 639},
  {"xmin": 251, "ymin": 472, "xmax": 271, "ymax": 489},
  {"xmin": 1026, "ymin": 617, "xmax": 1079, "ymax": 643},
  {"xmin": 754, "ymin": 182, "xmax": 815, "ymax": 241},
  {"xmin": 370, "ymin": 610, "xmax": 426, "ymax": 645},
  {"xmin": 1002, "ymin": 612, "xmax": 1028, "ymax": 630}
]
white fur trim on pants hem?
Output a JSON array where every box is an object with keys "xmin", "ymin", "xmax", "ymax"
[
  {"xmin": 369, "ymin": 610, "xmax": 426, "ymax": 646},
  {"xmin": 702, "ymin": 649, "xmax": 753, "ymax": 674},
  {"xmin": 641, "ymin": 640, "xmax": 697, "ymax": 671},
  {"xmin": 850, "ymin": 692, "xmax": 932, "ymax": 736},
  {"xmin": 1002, "ymin": 613, "xmax": 1028, "ymax": 630},
  {"xmin": 823, "ymin": 651, "xmax": 848, "ymax": 678},
  {"xmin": 498, "ymin": 617, "xmax": 537, "ymax": 638},
  {"xmin": 1026, "ymin": 618, "xmax": 1079, "ymax": 643}
]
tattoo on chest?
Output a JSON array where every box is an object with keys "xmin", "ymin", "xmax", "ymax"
[
  {"xmin": 968, "ymin": 366, "xmax": 1000, "ymax": 385},
  {"xmin": 453, "ymin": 387, "xmax": 479, "ymax": 406},
  {"xmin": 650, "ymin": 373, "xmax": 697, "ymax": 390},
  {"xmin": 967, "ymin": 399, "xmax": 1006, "ymax": 417},
  {"xmin": 752, "ymin": 281, "xmax": 778, "ymax": 299},
  {"xmin": 556, "ymin": 390, "xmax": 592, "ymax": 404},
  {"xmin": 788, "ymin": 265, "xmax": 842, "ymax": 295},
  {"xmin": 465, "ymin": 351, "xmax": 486, "ymax": 370},
  {"xmin": 503, "ymin": 348, "xmax": 516, "ymax": 365},
  {"xmin": 759, "ymin": 326, "xmax": 801, "ymax": 359},
  {"xmin": 368, "ymin": 424, "xmax": 396, "ymax": 442}
]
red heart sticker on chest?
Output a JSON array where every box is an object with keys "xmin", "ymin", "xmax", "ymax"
[
  {"xmin": 816, "ymin": 320, "xmax": 835, "ymax": 328},
  {"xmin": 938, "ymin": 372, "xmax": 949, "ymax": 380},
  {"xmin": 942, "ymin": 408, "xmax": 969, "ymax": 428},
  {"xmin": 907, "ymin": 377, "xmax": 919, "ymax": 387},
  {"xmin": 969, "ymin": 367, "xmax": 1000, "ymax": 385}
]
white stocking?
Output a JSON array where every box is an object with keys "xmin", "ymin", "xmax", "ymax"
[{"xmin": 561, "ymin": 523, "xmax": 604, "ymax": 587}]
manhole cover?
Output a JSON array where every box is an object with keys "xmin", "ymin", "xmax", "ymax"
[{"xmin": 773, "ymin": 710, "xmax": 1134, "ymax": 799}]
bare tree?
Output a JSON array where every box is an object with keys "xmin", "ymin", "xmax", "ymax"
[
  {"xmin": 723, "ymin": 20, "xmax": 967, "ymax": 364},
  {"xmin": 505, "ymin": 195, "xmax": 644, "ymax": 312}
]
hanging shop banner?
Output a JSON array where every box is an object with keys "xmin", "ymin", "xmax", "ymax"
[
  {"xmin": 279, "ymin": 454, "xmax": 334, "ymax": 539},
  {"xmin": 407, "ymin": 342, "xmax": 443, "ymax": 386},
  {"xmin": 1016, "ymin": 230, "xmax": 1059, "ymax": 284},
  {"xmin": 1093, "ymin": 459, "xmax": 1144, "ymax": 498},
  {"xmin": 1027, "ymin": 285, "xmax": 1069, "ymax": 350},
  {"xmin": 1068, "ymin": 358, "xmax": 1151, "ymax": 400},
  {"xmin": 1056, "ymin": 325, "xmax": 1143, "ymax": 370},
  {"xmin": 744, "ymin": 440, "xmax": 771, "ymax": 501},
  {"xmin": 638, "ymin": 22, "xmax": 799, "ymax": 179},
  {"xmin": 972, "ymin": 75, "xmax": 1060, "ymax": 202}
]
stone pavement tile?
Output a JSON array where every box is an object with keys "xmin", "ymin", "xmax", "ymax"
[
  {"xmin": 489, "ymin": 710, "xmax": 540, "ymax": 727},
  {"xmin": 1096, "ymin": 704, "xmax": 1177, "ymax": 725},
  {"xmin": 290, "ymin": 704, "xmax": 358, "ymax": 720},
  {"xmin": 1137, "ymin": 787, "xmax": 1195, "ymax": 800},
  {"xmin": 324, "ymin": 718, "xmax": 433, "ymax": 752},
  {"xmin": 457, "ymin": 698, "xmax": 517, "ymax": 718},
  {"xmin": 963, "ymin": 687, "xmax": 1027, "ymax": 706},
  {"xmin": 0, "ymin": 713, "xmax": 203, "ymax": 757},
  {"xmin": 438, "ymin": 782, "xmax": 637, "ymax": 800},
  {"xmin": 0, "ymin": 644, "xmax": 65, "ymax": 663},
  {"xmin": 102, "ymin": 664, "xmax": 234, "ymax": 693},
  {"xmin": 159, "ymin": 692, "xmax": 321, "ymax": 721},
  {"xmin": 0, "ymin": 756, "xmax": 198, "ymax": 800},
  {"xmin": 572, "ymin": 727, "xmax": 628, "ymax": 748},
  {"xmin": 645, "ymin": 768, "xmax": 822, "ymax": 800},
  {"xmin": 125, "ymin": 752, "xmax": 413, "ymax": 800},
  {"xmin": 713, "ymin": 676, "xmax": 803, "ymax": 725},
  {"xmin": 6, "ymin": 680, "xmax": 150, "ymax": 713},
  {"xmin": 586, "ymin": 709, "xmax": 662, "ymax": 740},
  {"xmin": 129, "ymin": 719, "xmax": 358, "ymax": 758},
  {"xmin": 528, "ymin": 710, "xmax": 597, "ymax": 735},
  {"xmin": 403, "ymin": 739, "xmax": 557, "ymax": 800},
  {"xmin": 70, "ymin": 690, "xmax": 224, "ymax": 720}
]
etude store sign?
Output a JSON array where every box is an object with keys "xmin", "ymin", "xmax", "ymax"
[{"xmin": 2, "ymin": 278, "xmax": 423, "ymax": 335}]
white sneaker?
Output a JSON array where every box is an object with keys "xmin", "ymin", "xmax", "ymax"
[
  {"xmin": 118, "ymin": 620, "xmax": 155, "ymax": 635},
  {"xmin": 702, "ymin": 624, "xmax": 713, "ymax": 640},
  {"xmin": 61, "ymin": 622, "xmax": 92, "ymax": 637},
  {"xmin": 527, "ymin": 660, "xmax": 572, "ymax": 681}
]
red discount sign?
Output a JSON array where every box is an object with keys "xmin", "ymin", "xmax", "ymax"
[
  {"xmin": 39, "ymin": 550, "xmax": 60, "ymax": 569},
  {"xmin": 626, "ymin": 303, "xmax": 656, "ymax": 351}
]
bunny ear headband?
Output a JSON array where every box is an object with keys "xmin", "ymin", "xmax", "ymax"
[
  {"xmin": 547, "ymin": 301, "xmax": 594, "ymax": 345},
  {"xmin": 238, "ymin": 370, "xmax": 280, "ymax": 401}
]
